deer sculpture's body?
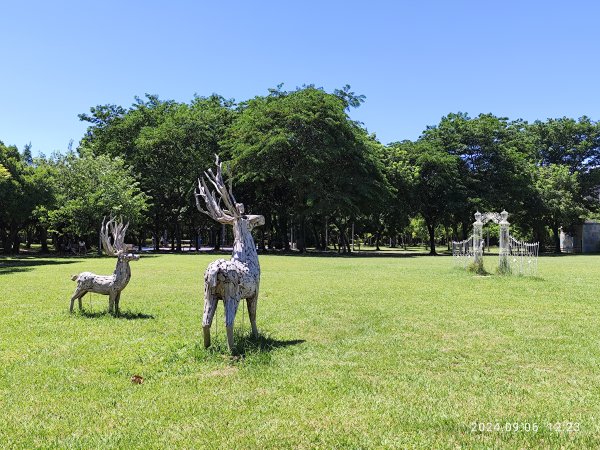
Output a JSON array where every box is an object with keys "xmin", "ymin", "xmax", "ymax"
[
  {"xmin": 196, "ymin": 156, "xmax": 264, "ymax": 352},
  {"xmin": 69, "ymin": 218, "xmax": 139, "ymax": 315}
]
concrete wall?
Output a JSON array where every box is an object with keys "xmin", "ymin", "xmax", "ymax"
[
  {"xmin": 582, "ymin": 221, "xmax": 600, "ymax": 253},
  {"xmin": 561, "ymin": 221, "xmax": 600, "ymax": 253}
]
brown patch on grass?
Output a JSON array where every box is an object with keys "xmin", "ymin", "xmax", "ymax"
[{"xmin": 209, "ymin": 366, "xmax": 238, "ymax": 377}]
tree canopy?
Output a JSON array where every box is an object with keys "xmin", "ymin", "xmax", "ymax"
[{"xmin": 2, "ymin": 86, "xmax": 599, "ymax": 254}]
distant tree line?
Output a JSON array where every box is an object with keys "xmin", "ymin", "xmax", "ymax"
[{"xmin": 1, "ymin": 84, "xmax": 599, "ymax": 255}]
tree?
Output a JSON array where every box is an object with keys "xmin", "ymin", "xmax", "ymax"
[
  {"xmin": 531, "ymin": 164, "xmax": 586, "ymax": 253},
  {"xmin": 529, "ymin": 116, "xmax": 600, "ymax": 173},
  {"xmin": 405, "ymin": 140, "xmax": 466, "ymax": 255},
  {"xmin": 421, "ymin": 113, "xmax": 535, "ymax": 241},
  {"xmin": 79, "ymin": 94, "xmax": 236, "ymax": 251},
  {"xmin": 381, "ymin": 142, "xmax": 416, "ymax": 247},
  {"xmin": 225, "ymin": 85, "xmax": 388, "ymax": 252},
  {"xmin": 0, "ymin": 142, "xmax": 51, "ymax": 254},
  {"xmin": 0, "ymin": 163, "xmax": 10, "ymax": 182},
  {"xmin": 47, "ymin": 151, "xmax": 149, "ymax": 251}
]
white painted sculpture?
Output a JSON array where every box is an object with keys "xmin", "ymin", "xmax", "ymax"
[
  {"xmin": 452, "ymin": 210, "xmax": 538, "ymax": 275},
  {"xmin": 69, "ymin": 218, "xmax": 139, "ymax": 315},
  {"xmin": 195, "ymin": 155, "xmax": 264, "ymax": 352}
]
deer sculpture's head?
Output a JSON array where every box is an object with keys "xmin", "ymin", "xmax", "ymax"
[
  {"xmin": 195, "ymin": 155, "xmax": 265, "ymax": 233},
  {"xmin": 100, "ymin": 217, "xmax": 140, "ymax": 262}
]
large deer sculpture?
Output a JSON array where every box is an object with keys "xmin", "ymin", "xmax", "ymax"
[
  {"xmin": 69, "ymin": 218, "xmax": 139, "ymax": 315},
  {"xmin": 195, "ymin": 155, "xmax": 265, "ymax": 352}
]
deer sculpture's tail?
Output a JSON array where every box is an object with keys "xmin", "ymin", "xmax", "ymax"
[{"xmin": 71, "ymin": 274, "xmax": 78, "ymax": 281}]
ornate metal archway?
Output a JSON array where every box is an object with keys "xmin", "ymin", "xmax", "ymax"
[
  {"xmin": 473, "ymin": 210, "xmax": 510, "ymax": 271},
  {"xmin": 452, "ymin": 210, "xmax": 538, "ymax": 275}
]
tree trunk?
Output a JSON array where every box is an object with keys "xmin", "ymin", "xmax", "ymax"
[
  {"xmin": 275, "ymin": 214, "xmax": 289, "ymax": 251},
  {"xmin": 267, "ymin": 226, "xmax": 274, "ymax": 250},
  {"xmin": 1, "ymin": 227, "xmax": 8, "ymax": 254},
  {"xmin": 26, "ymin": 227, "xmax": 33, "ymax": 249},
  {"xmin": 39, "ymin": 226, "xmax": 49, "ymax": 253},
  {"xmin": 552, "ymin": 224, "xmax": 561, "ymax": 253},
  {"xmin": 153, "ymin": 213, "xmax": 161, "ymax": 251},
  {"xmin": 259, "ymin": 228, "xmax": 266, "ymax": 251},
  {"xmin": 10, "ymin": 223, "xmax": 20, "ymax": 254},
  {"xmin": 533, "ymin": 222, "xmax": 545, "ymax": 253},
  {"xmin": 462, "ymin": 221, "xmax": 469, "ymax": 240},
  {"xmin": 334, "ymin": 220, "xmax": 346, "ymax": 253},
  {"xmin": 214, "ymin": 227, "xmax": 221, "ymax": 251},
  {"xmin": 311, "ymin": 223, "xmax": 322, "ymax": 251},
  {"xmin": 427, "ymin": 222, "xmax": 437, "ymax": 255},
  {"xmin": 339, "ymin": 224, "xmax": 351, "ymax": 253},
  {"xmin": 283, "ymin": 216, "xmax": 290, "ymax": 251},
  {"xmin": 297, "ymin": 217, "xmax": 306, "ymax": 253},
  {"xmin": 175, "ymin": 222, "xmax": 182, "ymax": 252}
]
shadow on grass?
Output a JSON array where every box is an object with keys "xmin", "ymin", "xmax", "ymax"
[
  {"xmin": 77, "ymin": 309, "xmax": 155, "ymax": 320},
  {"xmin": 199, "ymin": 331, "xmax": 305, "ymax": 360},
  {"xmin": 539, "ymin": 252, "xmax": 590, "ymax": 257},
  {"xmin": 0, "ymin": 258, "xmax": 78, "ymax": 275},
  {"xmin": 233, "ymin": 333, "xmax": 305, "ymax": 355},
  {"xmin": 259, "ymin": 250, "xmax": 449, "ymax": 258}
]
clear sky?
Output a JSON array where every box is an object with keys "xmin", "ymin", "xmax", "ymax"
[{"xmin": 2, "ymin": 0, "xmax": 600, "ymax": 155}]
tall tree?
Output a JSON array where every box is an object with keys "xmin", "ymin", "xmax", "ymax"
[
  {"xmin": 531, "ymin": 164, "xmax": 586, "ymax": 253},
  {"xmin": 225, "ymin": 85, "xmax": 388, "ymax": 252},
  {"xmin": 405, "ymin": 140, "xmax": 466, "ymax": 255},
  {"xmin": 0, "ymin": 142, "xmax": 51, "ymax": 254},
  {"xmin": 47, "ymin": 151, "xmax": 149, "ymax": 250},
  {"xmin": 529, "ymin": 116, "xmax": 600, "ymax": 172},
  {"xmin": 379, "ymin": 142, "xmax": 416, "ymax": 247},
  {"xmin": 79, "ymin": 94, "xmax": 236, "ymax": 250}
]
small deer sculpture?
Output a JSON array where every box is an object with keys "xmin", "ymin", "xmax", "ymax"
[
  {"xmin": 69, "ymin": 218, "xmax": 139, "ymax": 315},
  {"xmin": 195, "ymin": 155, "xmax": 265, "ymax": 352}
]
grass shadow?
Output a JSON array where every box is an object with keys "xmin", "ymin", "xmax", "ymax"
[
  {"xmin": 77, "ymin": 309, "xmax": 155, "ymax": 320},
  {"xmin": 0, "ymin": 258, "xmax": 77, "ymax": 275},
  {"xmin": 262, "ymin": 250, "xmax": 428, "ymax": 258},
  {"xmin": 198, "ymin": 331, "xmax": 305, "ymax": 361},
  {"xmin": 233, "ymin": 333, "xmax": 305, "ymax": 356}
]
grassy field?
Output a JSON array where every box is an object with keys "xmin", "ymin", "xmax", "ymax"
[{"xmin": 1, "ymin": 253, "xmax": 599, "ymax": 448}]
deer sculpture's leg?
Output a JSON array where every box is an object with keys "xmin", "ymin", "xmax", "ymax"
[
  {"xmin": 70, "ymin": 289, "xmax": 84, "ymax": 313},
  {"xmin": 247, "ymin": 292, "xmax": 259, "ymax": 338},
  {"xmin": 70, "ymin": 294, "xmax": 77, "ymax": 313},
  {"xmin": 202, "ymin": 287, "xmax": 218, "ymax": 348},
  {"xmin": 114, "ymin": 292, "xmax": 121, "ymax": 316},
  {"xmin": 108, "ymin": 293, "xmax": 115, "ymax": 315},
  {"xmin": 78, "ymin": 294, "xmax": 84, "ymax": 311},
  {"xmin": 224, "ymin": 284, "xmax": 241, "ymax": 353}
]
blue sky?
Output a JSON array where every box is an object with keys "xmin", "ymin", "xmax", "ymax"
[{"xmin": 1, "ymin": 1, "xmax": 599, "ymax": 155}]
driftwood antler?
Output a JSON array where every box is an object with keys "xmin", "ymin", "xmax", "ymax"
[
  {"xmin": 100, "ymin": 217, "xmax": 129, "ymax": 256},
  {"xmin": 195, "ymin": 155, "xmax": 242, "ymax": 224}
]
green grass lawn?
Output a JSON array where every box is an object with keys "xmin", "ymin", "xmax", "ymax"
[{"xmin": 1, "ymin": 253, "xmax": 599, "ymax": 448}]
